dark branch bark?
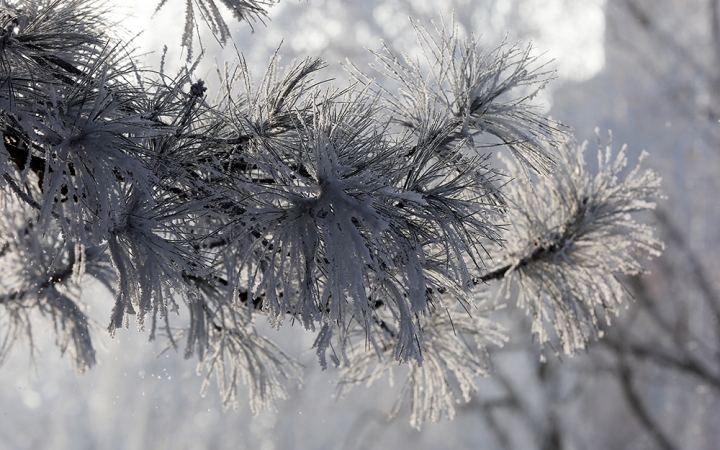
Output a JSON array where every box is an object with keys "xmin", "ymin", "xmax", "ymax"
[
  {"xmin": 617, "ymin": 357, "xmax": 680, "ymax": 450},
  {"xmin": 603, "ymin": 338, "xmax": 720, "ymax": 391},
  {"xmin": 474, "ymin": 239, "xmax": 567, "ymax": 284},
  {"xmin": 655, "ymin": 209, "xmax": 720, "ymax": 318},
  {"xmin": 712, "ymin": 0, "xmax": 720, "ymax": 65}
]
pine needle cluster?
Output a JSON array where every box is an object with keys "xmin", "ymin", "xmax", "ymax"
[{"xmin": 0, "ymin": 0, "xmax": 662, "ymax": 427}]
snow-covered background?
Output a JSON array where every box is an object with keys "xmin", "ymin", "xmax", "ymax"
[{"xmin": 3, "ymin": 0, "xmax": 719, "ymax": 449}]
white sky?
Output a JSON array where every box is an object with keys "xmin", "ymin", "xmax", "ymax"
[{"xmin": 111, "ymin": 0, "xmax": 606, "ymax": 82}]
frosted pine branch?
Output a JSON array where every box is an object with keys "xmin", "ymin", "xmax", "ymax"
[
  {"xmin": 0, "ymin": 1, "xmax": 665, "ymax": 427},
  {"xmin": 336, "ymin": 301, "xmax": 507, "ymax": 430},
  {"xmin": 0, "ymin": 191, "xmax": 111, "ymax": 373},
  {"xmin": 487, "ymin": 132, "xmax": 664, "ymax": 356},
  {"xmin": 354, "ymin": 19, "xmax": 570, "ymax": 176}
]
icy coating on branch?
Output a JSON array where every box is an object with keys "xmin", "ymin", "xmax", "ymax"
[
  {"xmin": 491, "ymin": 133, "xmax": 664, "ymax": 357},
  {"xmin": 0, "ymin": 1, "xmax": 663, "ymax": 428}
]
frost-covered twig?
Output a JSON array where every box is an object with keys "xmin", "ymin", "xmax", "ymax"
[
  {"xmin": 353, "ymin": 19, "xmax": 570, "ymax": 175},
  {"xmin": 489, "ymin": 132, "xmax": 663, "ymax": 356},
  {"xmin": 336, "ymin": 301, "xmax": 507, "ymax": 430}
]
